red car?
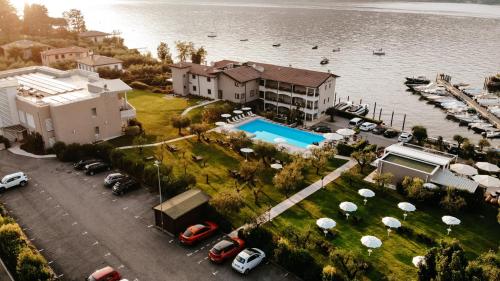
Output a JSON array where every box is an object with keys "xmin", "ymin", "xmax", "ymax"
[
  {"xmin": 179, "ymin": 221, "xmax": 218, "ymax": 245},
  {"xmin": 87, "ymin": 266, "xmax": 121, "ymax": 281},
  {"xmin": 209, "ymin": 237, "xmax": 245, "ymax": 263}
]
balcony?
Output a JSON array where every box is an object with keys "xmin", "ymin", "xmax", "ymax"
[{"xmin": 120, "ymin": 102, "xmax": 136, "ymax": 120}]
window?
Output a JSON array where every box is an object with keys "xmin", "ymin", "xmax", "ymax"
[
  {"xmin": 327, "ymin": 97, "xmax": 330, "ymax": 102},
  {"xmin": 55, "ymin": 55, "xmax": 59, "ymax": 59},
  {"xmin": 325, "ymin": 84, "xmax": 327, "ymax": 90},
  {"xmin": 207, "ymin": 89, "xmax": 212, "ymax": 95},
  {"xmin": 94, "ymin": 126, "xmax": 100, "ymax": 134},
  {"xmin": 61, "ymin": 54, "xmax": 65, "ymax": 59},
  {"xmin": 235, "ymin": 82, "xmax": 240, "ymax": 87},
  {"xmin": 91, "ymin": 107, "xmax": 97, "ymax": 117},
  {"xmin": 192, "ymin": 74, "xmax": 196, "ymax": 79},
  {"xmin": 193, "ymin": 85, "xmax": 197, "ymax": 91},
  {"xmin": 241, "ymin": 93, "xmax": 246, "ymax": 100},
  {"xmin": 235, "ymin": 93, "xmax": 240, "ymax": 99},
  {"xmin": 250, "ymin": 90, "xmax": 255, "ymax": 97},
  {"xmin": 207, "ymin": 77, "xmax": 211, "ymax": 82}
]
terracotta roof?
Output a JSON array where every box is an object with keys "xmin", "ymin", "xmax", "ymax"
[
  {"xmin": 78, "ymin": 30, "xmax": 111, "ymax": 38},
  {"xmin": 222, "ymin": 66, "xmax": 261, "ymax": 83},
  {"xmin": 1, "ymin": 40, "xmax": 51, "ymax": 50},
  {"xmin": 41, "ymin": 46, "xmax": 89, "ymax": 56},
  {"xmin": 169, "ymin": 62, "xmax": 217, "ymax": 77},
  {"xmin": 247, "ymin": 61, "xmax": 338, "ymax": 88},
  {"xmin": 77, "ymin": 55, "xmax": 122, "ymax": 66},
  {"xmin": 212, "ymin": 60, "xmax": 238, "ymax": 69}
]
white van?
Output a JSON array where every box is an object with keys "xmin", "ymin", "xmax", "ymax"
[
  {"xmin": 348, "ymin": 118, "xmax": 363, "ymax": 128},
  {"xmin": 0, "ymin": 172, "xmax": 29, "ymax": 191}
]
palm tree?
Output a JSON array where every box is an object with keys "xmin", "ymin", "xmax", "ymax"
[
  {"xmin": 453, "ymin": 134, "xmax": 466, "ymax": 150},
  {"xmin": 478, "ymin": 138, "xmax": 491, "ymax": 151}
]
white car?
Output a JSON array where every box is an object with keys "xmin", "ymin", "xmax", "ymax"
[
  {"xmin": 359, "ymin": 122, "xmax": 376, "ymax": 132},
  {"xmin": 398, "ymin": 132, "xmax": 413, "ymax": 143},
  {"xmin": 0, "ymin": 172, "xmax": 28, "ymax": 191},
  {"xmin": 231, "ymin": 248, "xmax": 266, "ymax": 274}
]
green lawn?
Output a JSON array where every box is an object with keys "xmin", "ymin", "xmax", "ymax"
[{"xmin": 269, "ymin": 174, "xmax": 500, "ymax": 279}]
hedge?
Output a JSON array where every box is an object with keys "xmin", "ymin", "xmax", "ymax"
[
  {"xmin": 0, "ymin": 136, "xmax": 10, "ymax": 149},
  {"xmin": 337, "ymin": 139, "xmax": 368, "ymax": 156}
]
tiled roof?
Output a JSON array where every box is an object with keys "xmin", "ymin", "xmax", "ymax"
[
  {"xmin": 78, "ymin": 30, "xmax": 110, "ymax": 38},
  {"xmin": 431, "ymin": 169, "xmax": 478, "ymax": 193},
  {"xmin": 41, "ymin": 46, "xmax": 89, "ymax": 56},
  {"xmin": 77, "ymin": 55, "xmax": 122, "ymax": 66},
  {"xmin": 1, "ymin": 40, "xmax": 51, "ymax": 50},
  {"xmin": 153, "ymin": 189, "xmax": 209, "ymax": 219},
  {"xmin": 213, "ymin": 60, "xmax": 238, "ymax": 69},
  {"xmin": 222, "ymin": 66, "xmax": 261, "ymax": 83},
  {"xmin": 169, "ymin": 62, "xmax": 217, "ymax": 77}
]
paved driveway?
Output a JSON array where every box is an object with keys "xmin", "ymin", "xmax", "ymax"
[{"xmin": 0, "ymin": 151, "xmax": 297, "ymax": 281}]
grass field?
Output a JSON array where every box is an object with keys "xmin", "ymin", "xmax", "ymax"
[{"xmin": 270, "ymin": 174, "xmax": 500, "ymax": 279}]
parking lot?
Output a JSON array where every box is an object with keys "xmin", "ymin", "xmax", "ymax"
[{"xmin": 0, "ymin": 151, "xmax": 298, "ymax": 281}]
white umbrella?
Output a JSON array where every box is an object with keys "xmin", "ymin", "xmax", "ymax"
[
  {"xmin": 242, "ymin": 107, "xmax": 252, "ymax": 111},
  {"xmin": 412, "ymin": 256, "xmax": 426, "ymax": 268},
  {"xmin": 221, "ymin": 113, "xmax": 231, "ymax": 118},
  {"xmin": 360, "ymin": 235, "xmax": 382, "ymax": 256},
  {"xmin": 472, "ymin": 175, "xmax": 500, "ymax": 189},
  {"xmin": 423, "ymin": 182, "xmax": 439, "ymax": 190},
  {"xmin": 382, "ymin": 217, "xmax": 401, "ymax": 236},
  {"xmin": 358, "ymin": 188, "xmax": 375, "ymax": 205},
  {"xmin": 450, "ymin": 163, "xmax": 478, "ymax": 176},
  {"xmin": 274, "ymin": 137, "xmax": 287, "ymax": 144},
  {"xmin": 336, "ymin": 128, "xmax": 356, "ymax": 137},
  {"xmin": 323, "ymin": 133, "xmax": 344, "ymax": 141},
  {"xmin": 398, "ymin": 202, "xmax": 416, "ymax": 220},
  {"xmin": 233, "ymin": 110, "xmax": 243, "ymax": 114},
  {"xmin": 270, "ymin": 163, "xmax": 283, "ymax": 170},
  {"xmin": 215, "ymin": 121, "xmax": 226, "ymax": 127},
  {"xmin": 240, "ymin": 147, "xmax": 254, "ymax": 161},
  {"xmin": 316, "ymin": 218, "xmax": 336, "ymax": 236},
  {"xmin": 339, "ymin": 201, "xmax": 357, "ymax": 220},
  {"xmin": 475, "ymin": 162, "xmax": 500, "ymax": 173},
  {"xmin": 442, "ymin": 215, "xmax": 461, "ymax": 235}
]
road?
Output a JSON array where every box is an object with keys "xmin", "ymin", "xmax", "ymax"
[{"xmin": 0, "ymin": 151, "xmax": 298, "ymax": 281}]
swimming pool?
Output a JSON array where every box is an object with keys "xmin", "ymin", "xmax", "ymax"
[{"xmin": 237, "ymin": 119, "xmax": 325, "ymax": 148}]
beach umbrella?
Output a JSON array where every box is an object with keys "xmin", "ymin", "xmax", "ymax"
[
  {"xmin": 339, "ymin": 202, "xmax": 357, "ymax": 220},
  {"xmin": 358, "ymin": 188, "xmax": 375, "ymax": 205},
  {"xmin": 240, "ymin": 147, "xmax": 254, "ymax": 161},
  {"xmin": 215, "ymin": 121, "xmax": 226, "ymax": 127},
  {"xmin": 382, "ymin": 217, "xmax": 401, "ymax": 236},
  {"xmin": 450, "ymin": 163, "xmax": 478, "ymax": 176},
  {"xmin": 360, "ymin": 235, "xmax": 382, "ymax": 256},
  {"xmin": 233, "ymin": 110, "xmax": 243, "ymax": 114},
  {"xmin": 442, "ymin": 215, "xmax": 461, "ymax": 235},
  {"xmin": 221, "ymin": 113, "xmax": 231, "ymax": 118},
  {"xmin": 472, "ymin": 175, "xmax": 500, "ymax": 189},
  {"xmin": 423, "ymin": 182, "xmax": 439, "ymax": 190},
  {"xmin": 274, "ymin": 137, "xmax": 287, "ymax": 144},
  {"xmin": 270, "ymin": 163, "xmax": 283, "ymax": 170},
  {"xmin": 336, "ymin": 128, "xmax": 356, "ymax": 137},
  {"xmin": 398, "ymin": 202, "xmax": 416, "ymax": 220},
  {"xmin": 242, "ymin": 107, "xmax": 252, "ymax": 111},
  {"xmin": 316, "ymin": 218, "xmax": 336, "ymax": 236},
  {"xmin": 412, "ymin": 256, "xmax": 426, "ymax": 268},
  {"xmin": 323, "ymin": 133, "xmax": 344, "ymax": 141},
  {"xmin": 475, "ymin": 162, "xmax": 500, "ymax": 173}
]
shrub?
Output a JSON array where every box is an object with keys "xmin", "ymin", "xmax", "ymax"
[
  {"xmin": 125, "ymin": 125, "xmax": 141, "ymax": 136},
  {"xmin": 20, "ymin": 132, "xmax": 45, "ymax": 155},
  {"xmin": 0, "ymin": 135, "xmax": 11, "ymax": 149},
  {"xmin": 51, "ymin": 141, "xmax": 66, "ymax": 158},
  {"xmin": 241, "ymin": 226, "xmax": 276, "ymax": 254},
  {"xmin": 59, "ymin": 143, "xmax": 82, "ymax": 162},
  {"xmin": 16, "ymin": 247, "xmax": 53, "ymax": 281},
  {"xmin": 274, "ymin": 241, "xmax": 322, "ymax": 281},
  {"xmin": 415, "ymin": 232, "xmax": 436, "ymax": 246},
  {"xmin": 0, "ymin": 223, "xmax": 25, "ymax": 272},
  {"xmin": 130, "ymin": 81, "xmax": 150, "ymax": 90},
  {"xmin": 330, "ymin": 249, "xmax": 370, "ymax": 281}
]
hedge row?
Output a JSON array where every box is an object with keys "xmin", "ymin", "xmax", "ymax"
[{"xmin": 337, "ymin": 139, "xmax": 368, "ymax": 156}]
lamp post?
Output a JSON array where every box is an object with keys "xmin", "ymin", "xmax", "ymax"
[{"xmin": 154, "ymin": 160, "xmax": 164, "ymax": 231}]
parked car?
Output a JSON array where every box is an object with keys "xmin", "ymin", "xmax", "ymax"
[
  {"xmin": 209, "ymin": 237, "xmax": 245, "ymax": 263},
  {"xmin": 372, "ymin": 126, "xmax": 387, "ymax": 135},
  {"xmin": 348, "ymin": 117, "xmax": 364, "ymax": 128},
  {"xmin": 73, "ymin": 159, "xmax": 99, "ymax": 170},
  {"xmin": 0, "ymin": 172, "xmax": 28, "ymax": 192},
  {"xmin": 383, "ymin": 129, "xmax": 399, "ymax": 138},
  {"xmin": 104, "ymin": 173, "xmax": 126, "ymax": 187},
  {"xmin": 312, "ymin": 126, "xmax": 332, "ymax": 133},
  {"xmin": 112, "ymin": 178, "xmax": 140, "ymax": 195},
  {"xmin": 359, "ymin": 122, "xmax": 376, "ymax": 132},
  {"xmin": 87, "ymin": 266, "xmax": 121, "ymax": 281},
  {"xmin": 398, "ymin": 132, "xmax": 413, "ymax": 143},
  {"xmin": 179, "ymin": 221, "xmax": 219, "ymax": 245},
  {"xmin": 85, "ymin": 162, "xmax": 111, "ymax": 175},
  {"xmin": 232, "ymin": 248, "xmax": 266, "ymax": 274}
]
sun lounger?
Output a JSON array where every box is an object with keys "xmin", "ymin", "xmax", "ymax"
[{"xmin": 248, "ymin": 111, "xmax": 256, "ymax": 117}]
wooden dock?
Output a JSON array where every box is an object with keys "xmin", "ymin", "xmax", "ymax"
[{"xmin": 436, "ymin": 74, "xmax": 500, "ymax": 129}]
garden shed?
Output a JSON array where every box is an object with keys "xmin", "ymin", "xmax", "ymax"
[{"xmin": 153, "ymin": 189, "xmax": 210, "ymax": 235}]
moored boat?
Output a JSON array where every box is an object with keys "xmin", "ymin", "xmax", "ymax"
[
  {"xmin": 312, "ymin": 45, "xmax": 318, "ymax": 50},
  {"xmin": 320, "ymin": 57, "xmax": 329, "ymax": 65},
  {"xmin": 272, "ymin": 43, "xmax": 281, "ymax": 47},
  {"xmin": 373, "ymin": 48, "xmax": 385, "ymax": 56}
]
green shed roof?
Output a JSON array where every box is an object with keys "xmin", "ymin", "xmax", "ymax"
[{"xmin": 153, "ymin": 189, "xmax": 209, "ymax": 219}]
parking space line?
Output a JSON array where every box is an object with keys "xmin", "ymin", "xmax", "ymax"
[
  {"xmin": 112, "ymin": 199, "xmax": 117, "ymax": 202},
  {"xmin": 92, "ymin": 241, "xmax": 99, "ymax": 246},
  {"xmin": 48, "ymin": 261, "xmax": 54, "ymax": 265},
  {"xmin": 55, "ymin": 274, "xmax": 64, "ymax": 279},
  {"xmin": 212, "ymin": 271, "xmax": 218, "ymax": 276},
  {"xmin": 71, "ymin": 222, "xmax": 78, "ymax": 226},
  {"xmin": 54, "ymin": 204, "xmax": 60, "ymax": 208},
  {"xmin": 169, "ymin": 239, "xmax": 174, "ymax": 243},
  {"xmin": 62, "ymin": 212, "xmax": 69, "ymax": 216},
  {"xmin": 82, "ymin": 231, "xmax": 88, "ymax": 235},
  {"xmin": 118, "ymin": 264, "xmax": 125, "ymax": 269},
  {"xmin": 122, "ymin": 207, "xmax": 128, "ymax": 210},
  {"xmin": 194, "ymin": 250, "xmax": 199, "ymax": 253},
  {"xmin": 38, "ymin": 249, "xmax": 44, "ymax": 252},
  {"xmin": 147, "ymin": 224, "xmax": 153, "ymax": 228},
  {"xmin": 46, "ymin": 197, "xmax": 52, "ymax": 201},
  {"xmin": 134, "ymin": 215, "xmax": 140, "ymax": 219},
  {"xmin": 197, "ymin": 259, "xmax": 204, "ymax": 264},
  {"xmin": 187, "ymin": 252, "xmax": 193, "ymax": 257},
  {"xmin": 104, "ymin": 252, "xmax": 111, "ymax": 257}
]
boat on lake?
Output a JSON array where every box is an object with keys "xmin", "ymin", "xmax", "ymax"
[
  {"xmin": 373, "ymin": 48, "xmax": 385, "ymax": 56},
  {"xmin": 320, "ymin": 57, "xmax": 329, "ymax": 65},
  {"xmin": 240, "ymin": 39, "xmax": 249, "ymax": 42},
  {"xmin": 405, "ymin": 76, "xmax": 431, "ymax": 88},
  {"xmin": 332, "ymin": 48, "xmax": 340, "ymax": 52},
  {"xmin": 272, "ymin": 43, "xmax": 281, "ymax": 47},
  {"xmin": 347, "ymin": 104, "xmax": 369, "ymax": 116},
  {"xmin": 312, "ymin": 45, "xmax": 318, "ymax": 50},
  {"xmin": 334, "ymin": 101, "xmax": 353, "ymax": 111}
]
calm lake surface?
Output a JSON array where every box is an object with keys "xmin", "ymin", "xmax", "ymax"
[{"xmin": 21, "ymin": 0, "xmax": 500, "ymax": 143}]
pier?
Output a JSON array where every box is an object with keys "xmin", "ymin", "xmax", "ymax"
[{"xmin": 436, "ymin": 73, "xmax": 500, "ymax": 129}]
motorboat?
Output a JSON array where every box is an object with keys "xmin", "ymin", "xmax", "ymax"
[
  {"xmin": 332, "ymin": 48, "xmax": 341, "ymax": 52},
  {"xmin": 405, "ymin": 76, "xmax": 431, "ymax": 88},
  {"xmin": 312, "ymin": 45, "xmax": 318, "ymax": 50},
  {"xmin": 240, "ymin": 39, "xmax": 249, "ymax": 42},
  {"xmin": 486, "ymin": 130, "xmax": 500, "ymax": 139},
  {"xmin": 470, "ymin": 122, "xmax": 494, "ymax": 133},
  {"xmin": 272, "ymin": 43, "xmax": 281, "ymax": 47},
  {"xmin": 334, "ymin": 101, "xmax": 353, "ymax": 111},
  {"xmin": 207, "ymin": 32, "xmax": 217, "ymax": 38},
  {"xmin": 373, "ymin": 48, "xmax": 385, "ymax": 56},
  {"xmin": 347, "ymin": 104, "xmax": 369, "ymax": 116},
  {"xmin": 320, "ymin": 57, "xmax": 329, "ymax": 65}
]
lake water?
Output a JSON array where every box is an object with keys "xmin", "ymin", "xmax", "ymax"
[{"xmin": 17, "ymin": 0, "xmax": 500, "ymax": 144}]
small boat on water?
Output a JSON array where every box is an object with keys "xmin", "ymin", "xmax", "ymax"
[
  {"xmin": 405, "ymin": 76, "xmax": 430, "ymax": 88},
  {"xmin": 332, "ymin": 48, "xmax": 340, "ymax": 52},
  {"xmin": 272, "ymin": 43, "xmax": 281, "ymax": 47},
  {"xmin": 347, "ymin": 104, "xmax": 369, "ymax": 116},
  {"xmin": 486, "ymin": 130, "xmax": 500, "ymax": 139},
  {"xmin": 312, "ymin": 45, "xmax": 318, "ymax": 50},
  {"xmin": 373, "ymin": 48, "xmax": 385, "ymax": 56},
  {"xmin": 240, "ymin": 39, "xmax": 249, "ymax": 42},
  {"xmin": 320, "ymin": 57, "xmax": 329, "ymax": 65},
  {"xmin": 207, "ymin": 32, "xmax": 217, "ymax": 38},
  {"xmin": 334, "ymin": 101, "xmax": 353, "ymax": 111}
]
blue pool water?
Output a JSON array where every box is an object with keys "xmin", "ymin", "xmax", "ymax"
[{"xmin": 237, "ymin": 119, "xmax": 325, "ymax": 148}]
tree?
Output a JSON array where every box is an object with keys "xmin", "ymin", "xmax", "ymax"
[
  {"xmin": 210, "ymin": 191, "xmax": 243, "ymax": 215},
  {"xmin": 309, "ymin": 147, "xmax": 335, "ymax": 175},
  {"xmin": 351, "ymin": 150, "xmax": 376, "ymax": 173},
  {"xmin": 436, "ymin": 136, "xmax": 444, "ymax": 151},
  {"xmin": 461, "ymin": 140, "xmax": 475, "ymax": 159},
  {"xmin": 190, "ymin": 123, "xmax": 210, "ymax": 141},
  {"xmin": 406, "ymin": 177, "xmax": 434, "ymax": 202},
  {"xmin": 373, "ymin": 172, "xmax": 393, "ymax": 191},
  {"xmin": 478, "ymin": 138, "xmax": 490, "ymax": 151},
  {"xmin": 157, "ymin": 42, "xmax": 173, "ymax": 64},
  {"xmin": 273, "ymin": 159, "xmax": 305, "ymax": 196},
  {"xmin": 466, "ymin": 250, "xmax": 500, "ymax": 281},
  {"xmin": 171, "ymin": 115, "xmax": 191, "ymax": 135},
  {"xmin": 253, "ymin": 141, "xmax": 278, "ymax": 164},
  {"xmin": 440, "ymin": 188, "xmax": 467, "ymax": 213},
  {"xmin": 16, "ymin": 248, "xmax": 53, "ymax": 281},
  {"xmin": 239, "ymin": 161, "xmax": 263, "ymax": 186},
  {"xmin": 412, "ymin": 125, "xmax": 428, "ymax": 145},
  {"xmin": 175, "ymin": 40, "xmax": 194, "ymax": 62},
  {"xmin": 190, "ymin": 46, "xmax": 207, "ymax": 64},
  {"xmin": 322, "ymin": 265, "xmax": 338, "ymax": 281},
  {"xmin": 329, "ymin": 249, "xmax": 369, "ymax": 281},
  {"xmin": 63, "ymin": 9, "xmax": 86, "ymax": 32},
  {"xmin": 418, "ymin": 240, "xmax": 468, "ymax": 281},
  {"xmin": 6, "ymin": 46, "xmax": 23, "ymax": 60},
  {"xmin": 22, "ymin": 4, "xmax": 52, "ymax": 36},
  {"xmin": 0, "ymin": 0, "xmax": 22, "ymax": 41},
  {"xmin": 133, "ymin": 135, "xmax": 147, "ymax": 155},
  {"xmin": 325, "ymin": 107, "xmax": 336, "ymax": 122},
  {"xmin": 228, "ymin": 131, "xmax": 252, "ymax": 152},
  {"xmin": 453, "ymin": 134, "xmax": 466, "ymax": 150}
]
